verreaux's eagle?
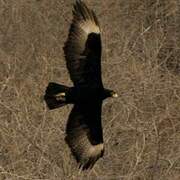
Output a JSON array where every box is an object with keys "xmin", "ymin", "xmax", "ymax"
[{"xmin": 44, "ymin": 0, "xmax": 118, "ymax": 170}]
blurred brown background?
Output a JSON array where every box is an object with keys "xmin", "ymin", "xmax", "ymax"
[{"xmin": 0, "ymin": 0, "xmax": 180, "ymax": 179}]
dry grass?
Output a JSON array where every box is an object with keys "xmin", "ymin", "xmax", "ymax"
[{"xmin": 0, "ymin": 0, "xmax": 180, "ymax": 179}]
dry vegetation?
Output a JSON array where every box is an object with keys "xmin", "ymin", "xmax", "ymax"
[{"xmin": 0, "ymin": 0, "xmax": 180, "ymax": 179}]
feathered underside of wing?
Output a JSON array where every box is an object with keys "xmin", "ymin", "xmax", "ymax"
[
  {"xmin": 63, "ymin": 0, "xmax": 102, "ymax": 87},
  {"xmin": 72, "ymin": 0, "xmax": 100, "ymax": 34},
  {"xmin": 65, "ymin": 103, "xmax": 104, "ymax": 170}
]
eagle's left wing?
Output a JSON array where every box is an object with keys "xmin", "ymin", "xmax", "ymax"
[{"xmin": 65, "ymin": 101, "xmax": 104, "ymax": 170}]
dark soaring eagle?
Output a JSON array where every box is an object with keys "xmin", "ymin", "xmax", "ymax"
[{"xmin": 44, "ymin": 0, "xmax": 118, "ymax": 170}]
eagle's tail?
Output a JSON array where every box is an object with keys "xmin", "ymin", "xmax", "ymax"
[{"xmin": 44, "ymin": 82, "xmax": 70, "ymax": 110}]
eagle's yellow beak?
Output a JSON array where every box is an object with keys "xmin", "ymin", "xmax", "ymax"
[{"xmin": 111, "ymin": 92, "xmax": 118, "ymax": 98}]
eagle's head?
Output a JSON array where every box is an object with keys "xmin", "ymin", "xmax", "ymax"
[
  {"xmin": 110, "ymin": 90, "xmax": 118, "ymax": 98},
  {"xmin": 103, "ymin": 89, "xmax": 118, "ymax": 99}
]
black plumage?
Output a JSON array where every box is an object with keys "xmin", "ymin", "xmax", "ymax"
[{"xmin": 44, "ymin": 0, "xmax": 118, "ymax": 170}]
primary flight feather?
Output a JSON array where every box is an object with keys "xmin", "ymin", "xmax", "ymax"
[{"xmin": 44, "ymin": 0, "xmax": 118, "ymax": 170}]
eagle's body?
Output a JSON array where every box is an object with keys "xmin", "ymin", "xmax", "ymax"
[
  {"xmin": 66, "ymin": 87, "xmax": 113, "ymax": 103},
  {"xmin": 44, "ymin": 0, "xmax": 117, "ymax": 170}
]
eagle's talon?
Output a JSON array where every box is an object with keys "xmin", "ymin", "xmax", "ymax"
[{"xmin": 55, "ymin": 92, "xmax": 66, "ymax": 101}]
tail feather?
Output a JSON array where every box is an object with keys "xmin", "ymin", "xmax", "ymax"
[{"xmin": 44, "ymin": 82, "xmax": 70, "ymax": 110}]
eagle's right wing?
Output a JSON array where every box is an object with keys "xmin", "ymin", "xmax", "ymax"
[
  {"xmin": 63, "ymin": 0, "xmax": 103, "ymax": 88},
  {"xmin": 65, "ymin": 102, "xmax": 104, "ymax": 170}
]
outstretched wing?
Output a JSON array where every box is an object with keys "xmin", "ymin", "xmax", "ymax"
[
  {"xmin": 65, "ymin": 101, "xmax": 104, "ymax": 170},
  {"xmin": 63, "ymin": 0, "xmax": 102, "ymax": 87}
]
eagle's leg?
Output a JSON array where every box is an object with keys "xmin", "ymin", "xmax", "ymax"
[{"xmin": 55, "ymin": 92, "xmax": 66, "ymax": 101}]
